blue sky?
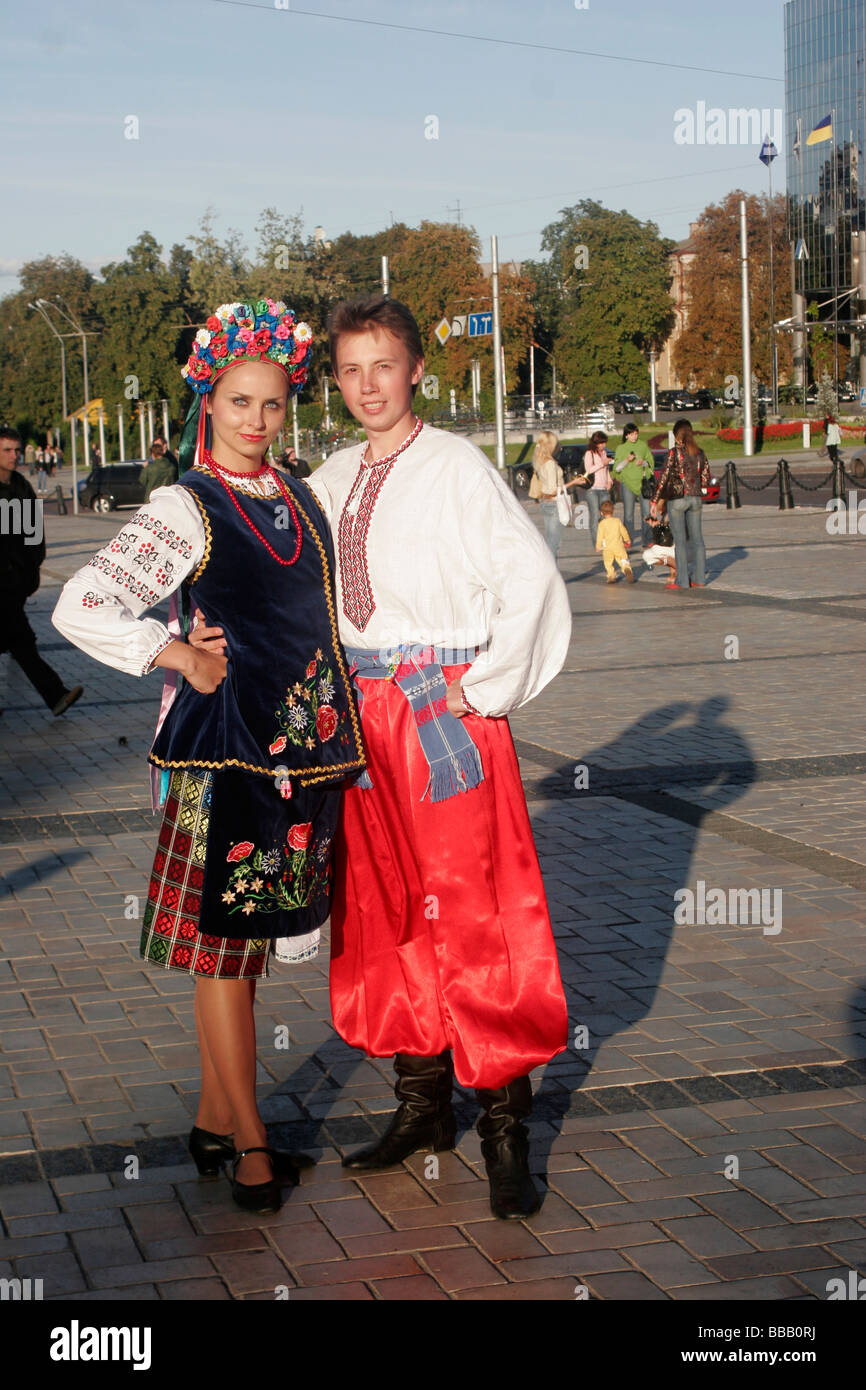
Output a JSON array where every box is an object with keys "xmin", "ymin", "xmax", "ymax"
[{"xmin": 1, "ymin": 0, "xmax": 786, "ymax": 295}]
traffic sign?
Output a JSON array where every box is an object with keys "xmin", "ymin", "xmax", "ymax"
[
  {"xmin": 450, "ymin": 315, "xmax": 467, "ymax": 337},
  {"xmin": 468, "ymin": 312, "xmax": 493, "ymax": 337},
  {"xmin": 434, "ymin": 318, "xmax": 451, "ymax": 346}
]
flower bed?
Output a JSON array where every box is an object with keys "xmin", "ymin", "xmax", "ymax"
[{"xmin": 718, "ymin": 420, "xmax": 866, "ymax": 442}]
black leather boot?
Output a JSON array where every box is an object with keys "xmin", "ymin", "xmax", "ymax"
[
  {"xmin": 342, "ymin": 1050, "xmax": 457, "ymax": 1170},
  {"xmin": 475, "ymin": 1076, "xmax": 542, "ymax": 1220}
]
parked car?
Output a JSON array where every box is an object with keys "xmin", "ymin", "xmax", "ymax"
[
  {"xmin": 609, "ymin": 392, "xmax": 650, "ymax": 414},
  {"xmin": 656, "ymin": 388, "xmax": 694, "ymax": 411},
  {"xmin": 77, "ymin": 461, "xmax": 147, "ymax": 512},
  {"xmin": 688, "ymin": 389, "xmax": 716, "ymax": 410}
]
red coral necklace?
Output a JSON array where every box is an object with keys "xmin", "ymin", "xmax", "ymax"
[{"xmin": 204, "ymin": 450, "xmax": 302, "ymax": 566}]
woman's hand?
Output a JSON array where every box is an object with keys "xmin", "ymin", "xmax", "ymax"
[
  {"xmin": 152, "ymin": 638, "xmax": 227, "ymax": 693},
  {"xmin": 182, "ymin": 646, "xmax": 228, "ymax": 694},
  {"xmin": 188, "ymin": 607, "xmax": 227, "ymax": 656}
]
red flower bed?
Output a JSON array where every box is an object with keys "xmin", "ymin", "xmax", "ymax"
[{"xmin": 719, "ymin": 420, "xmax": 866, "ymax": 442}]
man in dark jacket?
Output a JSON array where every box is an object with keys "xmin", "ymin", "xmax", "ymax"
[
  {"xmin": 0, "ymin": 427, "xmax": 83, "ymax": 715},
  {"xmin": 139, "ymin": 440, "xmax": 177, "ymax": 502}
]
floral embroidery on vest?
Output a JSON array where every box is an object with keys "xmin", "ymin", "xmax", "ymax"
[
  {"xmin": 337, "ymin": 458, "xmax": 395, "ymax": 631},
  {"xmin": 271, "ymin": 650, "xmax": 349, "ymax": 754},
  {"xmin": 222, "ymin": 823, "xmax": 333, "ymax": 915}
]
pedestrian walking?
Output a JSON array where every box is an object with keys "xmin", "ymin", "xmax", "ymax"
[
  {"xmin": 581, "ymin": 430, "xmax": 612, "ymax": 547},
  {"xmin": 595, "ymin": 499, "xmax": 634, "ymax": 583},
  {"xmin": 24, "ymin": 442, "xmax": 35, "ymax": 474},
  {"xmin": 651, "ymin": 418, "xmax": 710, "ymax": 589},
  {"xmin": 826, "ymin": 415, "xmax": 842, "ymax": 465},
  {"xmin": 0, "ymin": 427, "xmax": 83, "ymax": 717},
  {"xmin": 35, "ymin": 445, "xmax": 48, "ymax": 494},
  {"xmin": 53, "ymin": 299, "xmax": 365, "ymax": 1214},
  {"xmin": 612, "ymin": 422, "xmax": 655, "ymax": 545},
  {"xmin": 528, "ymin": 429, "xmax": 583, "ymax": 562}
]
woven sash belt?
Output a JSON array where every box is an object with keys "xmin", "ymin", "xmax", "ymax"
[{"xmin": 346, "ymin": 643, "xmax": 485, "ymax": 803}]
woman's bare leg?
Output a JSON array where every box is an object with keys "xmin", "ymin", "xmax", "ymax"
[
  {"xmin": 194, "ymin": 984, "xmax": 234, "ymax": 1134},
  {"xmin": 195, "ymin": 977, "xmax": 272, "ymax": 1183}
]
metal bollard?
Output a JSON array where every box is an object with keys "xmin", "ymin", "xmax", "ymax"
[
  {"xmin": 725, "ymin": 460, "xmax": 741, "ymax": 509},
  {"xmin": 54, "ymin": 484, "xmax": 68, "ymax": 516},
  {"xmin": 777, "ymin": 459, "xmax": 794, "ymax": 511},
  {"xmin": 831, "ymin": 458, "xmax": 845, "ymax": 501}
]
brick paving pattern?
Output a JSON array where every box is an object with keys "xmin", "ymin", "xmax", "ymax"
[{"xmin": 1, "ymin": 498, "xmax": 865, "ymax": 1299}]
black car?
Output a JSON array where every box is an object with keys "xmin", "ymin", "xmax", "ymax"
[
  {"xmin": 609, "ymin": 392, "xmax": 650, "ymax": 414},
  {"xmin": 78, "ymin": 461, "xmax": 147, "ymax": 512},
  {"xmin": 688, "ymin": 389, "xmax": 716, "ymax": 410}
]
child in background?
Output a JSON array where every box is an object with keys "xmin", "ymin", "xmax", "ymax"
[
  {"xmin": 596, "ymin": 499, "xmax": 634, "ymax": 583},
  {"xmin": 642, "ymin": 500, "xmax": 677, "ymax": 586}
]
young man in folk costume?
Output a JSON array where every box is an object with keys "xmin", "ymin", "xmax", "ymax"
[
  {"xmin": 53, "ymin": 301, "xmax": 365, "ymax": 1214},
  {"xmin": 310, "ymin": 295, "xmax": 572, "ymax": 1218}
]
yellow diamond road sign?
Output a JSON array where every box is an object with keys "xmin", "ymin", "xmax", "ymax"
[{"xmin": 434, "ymin": 317, "xmax": 451, "ymax": 346}]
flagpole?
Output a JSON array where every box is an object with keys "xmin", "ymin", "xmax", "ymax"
[
  {"xmin": 832, "ymin": 106, "xmax": 839, "ymax": 393},
  {"xmin": 768, "ymin": 151, "xmax": 777, "ymax": 415},
  {"xmin": 798, "ymin": 117, "xmax": 806, "ymax": 410}
]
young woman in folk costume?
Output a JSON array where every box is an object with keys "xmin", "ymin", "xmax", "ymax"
[{"xmin": 52, "ymin": 300, "xmax": 365, "ymax": 1213}]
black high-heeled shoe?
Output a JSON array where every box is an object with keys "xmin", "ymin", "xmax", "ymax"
[
  {"xmin": 188, "ymin": 1126, "xmax": 234, "ymax": 1179},
  {"xmin": 231, "ymin": 1147, "xmax": 282, "ymax": 1213},
  {"xmin": 189, "ymin": 1126, "xmax": 316, "ymax": 1182}
]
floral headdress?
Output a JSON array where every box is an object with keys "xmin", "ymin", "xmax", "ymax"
[{"xmin": 182, "ymin": 298, "xmax": 313, "ymax": 395}]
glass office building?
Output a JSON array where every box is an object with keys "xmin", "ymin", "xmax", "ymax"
[{"xmin": 785, "ymin": 0, "xmax": 865, "ymax": 330}]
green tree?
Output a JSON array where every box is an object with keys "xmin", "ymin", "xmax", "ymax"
[{"xmin": 524, "ymin": 201, "xmax": 675, "ymax": 402}]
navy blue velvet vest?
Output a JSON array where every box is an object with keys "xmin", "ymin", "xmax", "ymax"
[{"xmin": 149, "ymin": 465, "xmax": 365, "ymax": 787}]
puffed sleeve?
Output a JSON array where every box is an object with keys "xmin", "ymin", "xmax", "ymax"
[
  {"xmin": 51, "ymin": 485, "xmax": 205, "ymax": 677},
  {"xmin": 457, "ymin": 465, "xmax": 572, "ymax": 717}
]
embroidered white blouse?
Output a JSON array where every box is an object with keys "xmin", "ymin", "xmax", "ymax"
[
  {"xmin": 307, "ymin": 424, "xmax": 572, "ymax": 718},
  {"xmin": 51, "ymin": 469, "xmax": 287, "ymax": 676}
]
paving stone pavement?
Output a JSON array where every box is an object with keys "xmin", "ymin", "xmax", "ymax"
[{"xmin": 0, "ymin": 498, "xmax": 865, "ymax": 1301}]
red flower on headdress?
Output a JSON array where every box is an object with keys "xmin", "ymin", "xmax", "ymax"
[
  {"xmin": 209, "ymin": 332, "xmax": 228, "ymax": 356},
  {"xmin": 253, "ymin": 327, "xmax": 272, "ymax": 352},
  {"xmin": 290, "ymin": 367, "xmax": 306, "ymax": 383},
  {"xmin": 189, "ymin": 359, "xmax": 212, "ymax": 380},
  {"xmin": 291, "ymin": 344, "xmax": 307, "ymax": 364},
  {"xmin": 206, "ymin": 315, "xmax": 221, "ymax": 332}
]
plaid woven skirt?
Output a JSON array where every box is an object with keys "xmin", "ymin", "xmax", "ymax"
[{"xmin": 140, "ymin": 766, "xmax": 337, "ymax": 978}]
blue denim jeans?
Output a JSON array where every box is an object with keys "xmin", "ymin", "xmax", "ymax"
[
  {"xmin": 620, "ymin": 488, "xmax": 652, "ymax": 545},
  {"xmin": 667, "ymin": 495, "xmax": 706, "ymax": 586},
  {"xmin": 586, "ymin": 487, "xmax": 609, "ymax": 547},
  {"xmin": 539, "ymin": 500, "xmax": 563, "ymax": 560}
]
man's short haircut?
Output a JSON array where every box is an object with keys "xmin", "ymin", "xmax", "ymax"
[
  {"xmin": 327, "ymin": 296, "xmax": 424, "ymax": 396},
  {"xmin": 150, "ymin": 440, "xmax": 165, "ymax": 457},
  {"xmin": 0, "ymin": 426, "xmax": 22, "ymax": 443}
]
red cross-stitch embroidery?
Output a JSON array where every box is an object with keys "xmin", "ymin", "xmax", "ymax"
[{"xmin": 337, "ymin": 460, "xmax": 395, "ymax": 631}]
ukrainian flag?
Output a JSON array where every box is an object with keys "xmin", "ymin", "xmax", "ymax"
[{"xmin": 806, "ymin": 115, "xmax": 833, "ymax": 145}]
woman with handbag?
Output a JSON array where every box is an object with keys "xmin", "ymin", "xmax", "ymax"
[
  {"xmin": 650, "ymin": 418, "xmax": 710, "ymax": 589},
  {"xmin": 613, "ymin": 422, "xmax": 655, "ymax": 545},
  {"xmin": 528, "ymin": 430, "xmax": 584, "ymax": 563},
  {"xmin": 581, "ymin": 430, "xmax": 612, "ymax": 547}
]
